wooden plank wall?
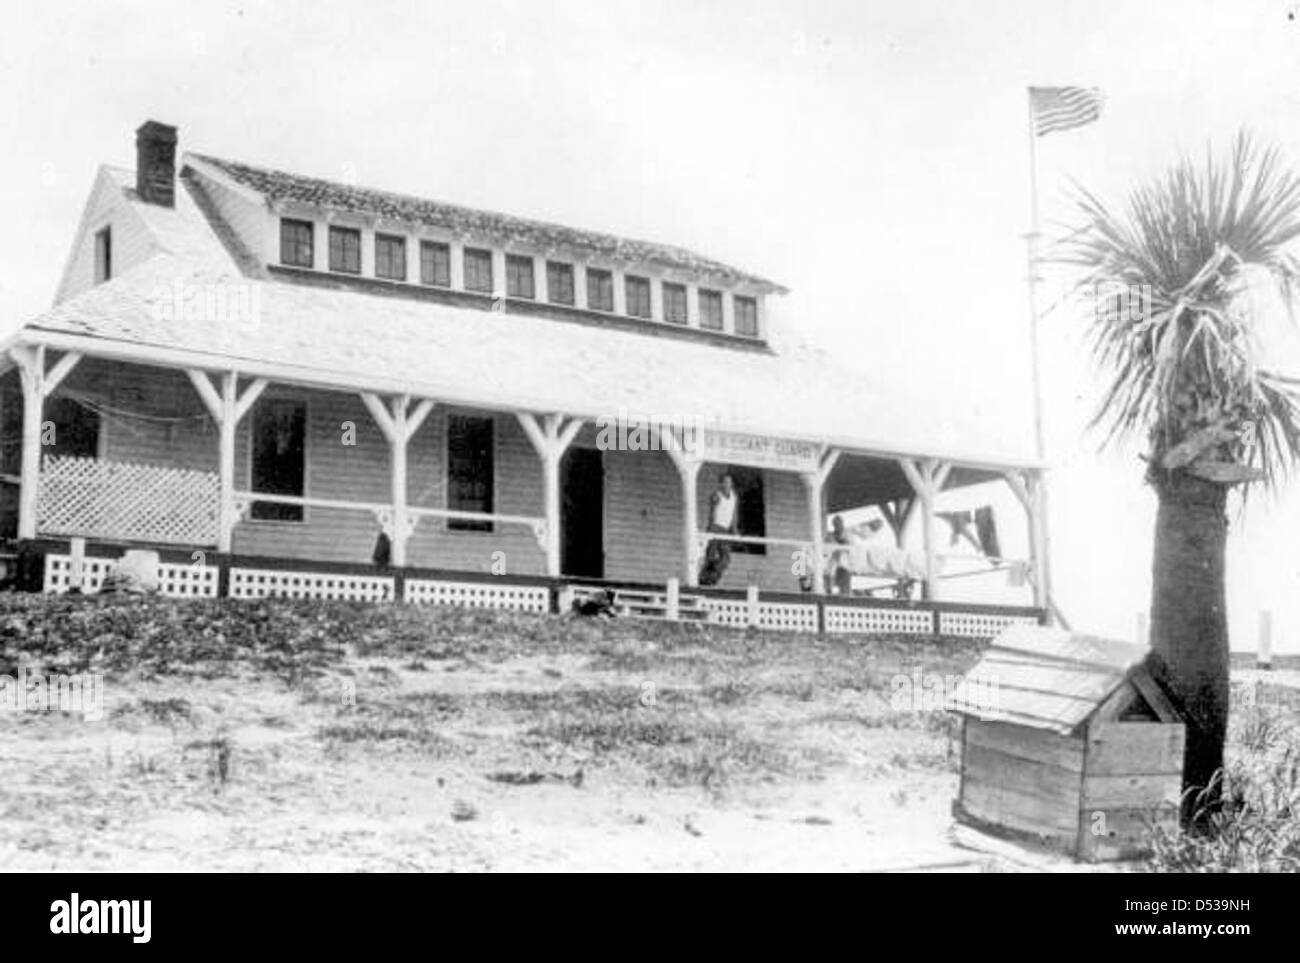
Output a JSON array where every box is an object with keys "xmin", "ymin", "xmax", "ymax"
[
  {"xmin": 1077, "ymin": 721, "xmax": 1184, "ymax": 861},
  {"xmin": 959, "ymin": 718, "xmax": 1086, "ymax": 851},
  {"xmin": 67, "ymin": 360, "xmax": 815, "ymax": 590}
]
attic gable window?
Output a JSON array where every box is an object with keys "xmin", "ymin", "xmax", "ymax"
[
  {"xmin": 279, "ymin": 218, "xmax": 314, "ymax": 268},
  {"xmin": 329, "ymin": 226, "xmax": 361, "ymax": 274},
  {"xmin": 93, "ymin": 226, "xmax": 112, "ymax": 284},
  {"xmin": 734, "ymin": 295, "xmax": 759, "ymax": 337},
  {"xmin": 506, "ymin": 254, "xmax": 535, "ymax": 299},
  {"xmin": 420, "ymin": 240, "xmax": 451, "ymax": 287},
  {"xmin": 546, "ymin": 261, "xmax": 575, "ymax": 305},
  {"xmin": 625, "ymin": 275, "xmax": 651, "ymax": 319},
  {"xmin": 663, "ymin": 282, "xmax": 687, "ymax": 325},
  {"xmin": 586, "ymin": 268, "xmax": 613, "ymax": 312},
  {"xmin": 699, "ymin": 289, "xmax": 723, "ymax": 330},
  {"xmin": 464, "ymin": 247, "xmax": 493, "ymax": 293},
  {"xmin": 375, "ymin": 233, "xmax": 406, "ymax": 281}
]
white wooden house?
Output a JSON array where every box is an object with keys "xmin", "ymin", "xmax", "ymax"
[{"xmin": 0, "ymin": 120, "xmax": 1050, "ymax": 637}]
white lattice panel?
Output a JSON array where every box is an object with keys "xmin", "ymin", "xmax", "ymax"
[
  {"xmin": 824, "ymin": 604, "xmax": 934, "ymax": 636},
  {"xmin": 44, "ymin": 555, "xmax": 115, "ymax": 594},
  {"xmin": 158, "ymin": 563, "xmax": 219, "ymax": 597},
  {"xmin": 704, "ymin": 598, "xmax": 752, "ymax": 627},
  {"xmin": 229, "ymin": 567, "xmax": 393, "ymax": 601},
  {"xmin": 38, "ymin": 456, "xmax": 219, "ymax": 546},
  {"xmin": 938, "ymin": 611, "xmax": 1038, "ymax": 639},
  {"xmin": 44, "ymin": 554, "xmax": 218, "ymax": 598},
  {"xmin": 405, "ymin": 578, "xmax": 549, "ymax": 613},
  {"xmin": 757, "ymin": 602, "xmax": 819, "ymax": 633}
]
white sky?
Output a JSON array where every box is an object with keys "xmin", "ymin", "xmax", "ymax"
[{"xmin": 2, "ymin": 0, "xmax": 1299, "ymax": 649}]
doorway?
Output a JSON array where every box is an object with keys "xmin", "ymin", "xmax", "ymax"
[{"xmin": 561, "ymin": 447, "xmax": 604, "ymax": 578}]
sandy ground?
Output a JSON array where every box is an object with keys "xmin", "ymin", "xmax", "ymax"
[
  {"xmin": 0, "ymin": 615, "xmax": 1122, "ymax": 873},
  {"xmin": 0, "ymin": 654, "xmax": 1027, "ymax": 871}
]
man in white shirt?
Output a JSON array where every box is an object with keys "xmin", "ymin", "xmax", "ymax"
[{"xmin": 698, "ymin": 472, "xmax": 739, "ymax": 586}]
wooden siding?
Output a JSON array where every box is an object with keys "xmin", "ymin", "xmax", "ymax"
[
  {"xmin": 43, "ymin": 359, "xmax": 817, "ymax": 590},
  {"xmin": 190, "ymin": 167, "xmax": 267, "ymax": 264},
  {"xmin": 56, "ymin": 170, "xmax": 158, "ymax": 304}
]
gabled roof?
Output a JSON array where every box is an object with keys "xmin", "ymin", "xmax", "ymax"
[
  {"xmin": 187, "ymin": 153, "xmax": 787, "ymax": 294},
  {"xmin": 10, "ymin": 152, "xmax": 1042, "ymax": 473},
  {"xmin": 19, "ymin": 251, "xmax": 1039, "ymax": 471},
  {"xmin": 946, "ymin": 625, "xmax": 1179, "ymax": 734}
]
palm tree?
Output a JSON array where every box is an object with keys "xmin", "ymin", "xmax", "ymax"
[{"xmin": 1059, "ymin": 132, "xmax": 1300, "ymax": 828}]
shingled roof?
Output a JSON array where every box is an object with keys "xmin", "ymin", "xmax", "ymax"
[{"xmin": 187, "ymin": 153, "xmax": 786, "ymax": 293}]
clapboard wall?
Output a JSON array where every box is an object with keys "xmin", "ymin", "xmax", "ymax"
[{"xmin": 50, "ymin": 359, "xmax": 813, "ymax": 591}]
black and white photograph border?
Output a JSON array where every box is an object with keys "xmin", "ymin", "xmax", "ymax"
[{"xmin": 0, "ymin": 0, "xmax": 1297, "ymax": 884}]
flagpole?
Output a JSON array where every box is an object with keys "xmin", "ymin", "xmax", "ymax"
[{"xmin": 1025, "ymin": 89, "xmax": 1061, "ymax": 628}]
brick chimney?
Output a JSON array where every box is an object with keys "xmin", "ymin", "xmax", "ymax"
[{"xmin": 135, "ymin": 120, "xmax": 177, "ymax": 207}]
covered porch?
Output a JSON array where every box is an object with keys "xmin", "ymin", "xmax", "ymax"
[{"xmin": 1, "ymin": 338, "xmax": 1054, "ymax": 635}]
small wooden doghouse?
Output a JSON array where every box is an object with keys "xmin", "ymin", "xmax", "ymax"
[{"xmin": 947, "ymin": 624, "xmax": 1185, "ymax": 862}]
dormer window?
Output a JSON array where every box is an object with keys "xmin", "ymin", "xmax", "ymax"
[
  {"xmin": 464, "ymin": 247, "xmax": 493, "ymax": 293},
  {"xmin": 586, "ymin": 268, "xmax": 613, "ymax": 311},
  {"xmin": 280, "ymin": 218, "xmax": 314, "ymax": 268},
  {"xmin": 734, "ymin": 295, "xmax": 759, "ymax": 337},
  {"xmin": 420, "ymin": 241, "xmax": 451, "ymax": 287},
  {"xmin": 625, "ymin": 275, "xmax": 651, "ymax": 319},
  {"xmin": 699, "ymin": 289, "xmax": 723, "ymax": 330},
  {"xmin": 375, "ymin": 234, "xmax": 406, "ymax": 281},
  {"xmin": 93, "ymin": 226, "xmax": 112, "ymax": 284},
  {"xmin": 329, "ymin": 226, "xmax": 361, "ymax": 274},
  {"xmin": 546, "ymin": 261, "xmax": 575, "ymax": 305},
  {"xmin": 506, "ymin": 255, "xmax": 535, "ymax": 299},
  {"xmin": 663, "ymin": 282, "xmax": 687, "ymax": 325}
]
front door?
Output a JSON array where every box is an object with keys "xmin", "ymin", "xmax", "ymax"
[{"xmin": 561, "ymin": 447, "xmax": 604, "ymax": 578}]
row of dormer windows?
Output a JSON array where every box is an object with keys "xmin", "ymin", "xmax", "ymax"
[{"xmin": 277, "ymin": 217, "xmax": 760, "ymax": 337}]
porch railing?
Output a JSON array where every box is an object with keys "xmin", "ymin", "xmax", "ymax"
[{"xmin": 37, "ymin": 455, "xmax": 220, "ymax": 546}]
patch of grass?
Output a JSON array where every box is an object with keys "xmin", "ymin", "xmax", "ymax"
[{"xmin": 1149, "ymin": 707, "xmax": 1300, "ymax": 872}]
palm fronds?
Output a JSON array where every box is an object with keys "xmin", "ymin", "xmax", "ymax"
[{"xmin": 1055, "ymin": 132, "xmax": 1300, "ymax": 487}]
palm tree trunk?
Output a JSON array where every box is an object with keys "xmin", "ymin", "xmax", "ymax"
[{"xmin": 1148, "ymin": 471, "xmax": 1230, "ymax": 829}]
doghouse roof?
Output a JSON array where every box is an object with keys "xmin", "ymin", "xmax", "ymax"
[{"xmin": 946, "ymin": 624, "xmax": 1181, "ymax": 734}]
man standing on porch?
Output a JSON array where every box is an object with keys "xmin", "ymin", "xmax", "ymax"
[{"xmin": 698, "ymin": 472, "xmax": 739, "ymax": 586}]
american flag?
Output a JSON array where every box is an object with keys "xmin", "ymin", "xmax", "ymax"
[{"xmin": 1029, "ymin": 87, "xmax": 1104, "ymax": 136}]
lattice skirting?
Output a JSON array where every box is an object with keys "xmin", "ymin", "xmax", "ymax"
[
  {"xmin": 938, "ymin": 610, "xmax": 1038, "ymax": 639},
  {"xmin": 228, "ymin": 567, "xmax": 394, "ymax": 602},
  {"xmin": 405, "ymin": 578, "xmax": 549, "ymax": 613},
  {"xmin": 703, "ymin": 598, "xmax": 752, "ymax": 627},
  {"xmin": 824, "ymin": 604, "xmax": 934, "ymax": 636},
  {"xmin": 701, "ymin": 598, "xmax": 819, "ymax": 634},
  {"xmin": 756, "ymin": 602, "xmax": 819, "ymax": 633},
  {"xmin": 44, "ymin": 554, "xmax": 219, "ymax": 598}
]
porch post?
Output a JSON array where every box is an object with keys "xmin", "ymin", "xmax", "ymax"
[
  {"xmin": 801, "ymin": 447, "xmax": 841, "ymax": 594},
  {"xmin": 1004, "ymin": 468, "xmax": 1050, "ymax": 614},
  {"xmin": 661, "ymin": 432, "xmax": 702, "ymax": 587},
  {"xmin": 188, "ymin": 369, "xmax": 268, "ymax": 552},
  {"xmin": 899, "ymin": 458, "xmax": 951, "ymax": 601},
  {"xmin": 517, "ymin": 412, "xmax": 583, "ymax": 576},
  {"xmin": 8, "ymin": 345, "xmax": 82, "ymax": 539},
  {"xmin": 361, "ymin": 393, "xmax": 436, "ymax": 568}
]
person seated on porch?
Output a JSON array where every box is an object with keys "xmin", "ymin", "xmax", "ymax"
[
  {"xmin": 825, "ymin": 514, "xmax": 854, "ymax": 595},
  {"xmin": 698, "ymin": 472, "xmax": 738, "ymax": 586}
]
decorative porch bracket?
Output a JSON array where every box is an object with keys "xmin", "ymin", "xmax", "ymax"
[
  {"xmin": 799, "ymin": 446, "xmax": 842, "ymax": 594},
  {"xmin": 188, "ymin": 369, "xmax": 269, "ymax": 552},
  {"xmin": 361, "ymin": 392, "xmax": 436, "ymax": 567},
  {"xmin": 1003, "ymin": 468, "xmax": 1054, "ymax": 619},
  {"xmin": 8, "ymin": 345, "xmax": 83, "ymax": 539},
  {"xmin": 660, "ymin": 427, "xmax": 703, "ymax": 587},
  {"xmin": 516, "ymin": 412, "xmax": 583, "ymax": 576},
  {"xmin": 898, "ymin": 457, "xmax": 953, "ymax": 601}
]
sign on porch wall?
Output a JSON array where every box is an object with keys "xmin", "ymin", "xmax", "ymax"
[{"xmin": 699, "ymin": 429, "xmax": 821, "ymax": 474}]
